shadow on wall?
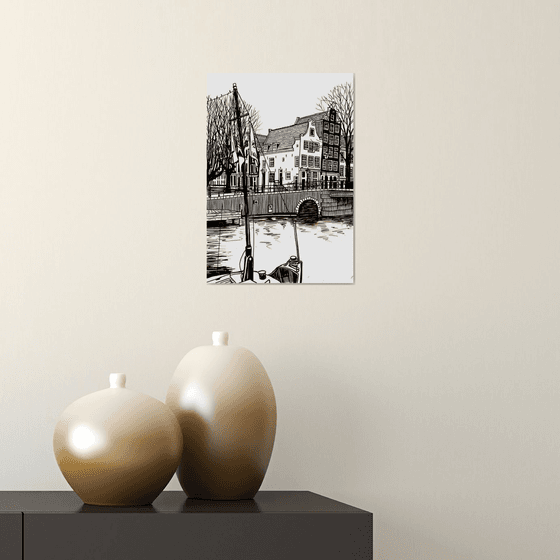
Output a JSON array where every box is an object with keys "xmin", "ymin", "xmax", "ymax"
[{"xmin": 375, "ymin": 516, "xmax": 470, "ymax": 560}]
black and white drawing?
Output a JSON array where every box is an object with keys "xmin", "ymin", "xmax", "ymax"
[{"xmin": 207, "ymin": 73, "xmax": 354, "ymax": 284}]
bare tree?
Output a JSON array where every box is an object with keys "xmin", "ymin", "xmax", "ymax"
[
  {"xmin": 317, "ymin": 82, "xmax": 354, "ymax": 186},
  {"xmin": 206, "ymin": 95, "xmax": 231, "ymax": 190},
  {"xmin": 239, "ymin": 100, "xmax": 263, "ymax": 190},
  {"xmin": 207, "ymin": 91, "xmax": 263, "ymax": 194},
  {"xmin": 242, "ymin": 102, "xmax": 262, "ymax": 135}
]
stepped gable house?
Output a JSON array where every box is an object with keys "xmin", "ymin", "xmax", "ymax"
[
  {"xmin": 208, "ymin": 108, "xmax": 351, "ymax": 194},
  {"xmin": 259, "ymin": 119, "xmax": 318, "ymax": 190},
  {"xmin": 258, "ymin": 108, "xmax": 350, "ymax": 191}
]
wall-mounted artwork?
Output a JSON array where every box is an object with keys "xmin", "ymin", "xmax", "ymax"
[{"xmin": 207, "ymin": 73, "xmax": 354, "ymax": 284}]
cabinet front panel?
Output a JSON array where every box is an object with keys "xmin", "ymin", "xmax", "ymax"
[
  {"xmin": 25, "ymin": 512, "xmax": 372, "ymax": 560},
  {"xmin": 0, "ymin": 512, "xmax": 22, "ymax": 560}
]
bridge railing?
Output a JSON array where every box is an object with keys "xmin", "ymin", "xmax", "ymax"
[{"xmin": 208, "ymin": 179, "xmax": 353, "ymax": 198}]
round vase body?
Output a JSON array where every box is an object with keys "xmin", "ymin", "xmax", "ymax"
[
  {"xmin": 53, "ymin": 374, "xmax": 183, "ymax": 506},
  {"xmin": 166, "ymin": 332, "xmax": 277, "ymax": 500}
]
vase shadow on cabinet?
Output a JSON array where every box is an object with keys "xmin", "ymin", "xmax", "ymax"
[
  {"xmin": 78, "ymin": 504, "xmax": 157, "ymax": 513},
  {"xmin": 181, "ymin": 499, "xmax": 262, "ymax": 513}
]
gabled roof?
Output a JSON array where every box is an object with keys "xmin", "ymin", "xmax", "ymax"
[
  {"xmin": 294, "ymin": 111, "xmax": 328, "ymax": 125},
  {"xmin": 294, "ymin": 111, "xmax": 328, "ymax": 136},
  {"xmin": 262, "ymin": 122, "xmax": 309, "ymax": 152},
  {"xmin": 255, "ymin": 133, "xmax": 267, "ymax": 152}
]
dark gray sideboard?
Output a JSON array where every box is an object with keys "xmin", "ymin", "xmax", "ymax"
[{"xmin": 0, "ymin": 491, "xmax": 372, "ymax": 559}]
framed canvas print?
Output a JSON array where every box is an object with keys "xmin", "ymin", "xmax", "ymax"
[{"xmin": 207, "ymin": 73, "xmax": 354, "ymax": 284}]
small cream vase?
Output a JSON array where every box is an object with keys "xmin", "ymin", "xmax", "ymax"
[
  {"xmin": 166, "ymin": 332, "xmax": 277, "ymax": 500},
  {"xmin": 53, "ymin": 373, "xmax": 183, "ymax": 506}
]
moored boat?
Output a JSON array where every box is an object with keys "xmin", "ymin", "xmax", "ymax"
[{"xmin": 207, "ymin": 84, "xmax": 303, "ymax": 284}]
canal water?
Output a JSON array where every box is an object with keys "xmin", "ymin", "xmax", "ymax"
[{"xmin": 207, "ymin": 216, "xmax": 354, "ymax": 284}]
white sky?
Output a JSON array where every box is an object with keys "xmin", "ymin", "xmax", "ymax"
[{"xmin": 207, "ymin": 73, "xmax": 353, "ymax": 134}]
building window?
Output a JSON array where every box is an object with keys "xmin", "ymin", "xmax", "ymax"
[
  {"xmin": 269, "ymin": 172, "xmax": 275, "ymax": 183},
  {"xmin": 334, "ymin": 148, "xmax": 339, "ymax": 158},
  {"xmin": 340, "ymin": 165, "xmax": 345, "ymax": 177},
  {"xmin": 286, "ymin": 171, "xmax": 291, "ymax": 180},
  {"xmin": 335, "ymin": 135, "xmax": 339, "ymax": 145},
  {"xmin": 322, "ymin": 160, "xmax": 327, "ymax": 170},
  {"xmin": 304, "ymin": 140, "xmax": 309, "ymax": 150},
  {"xmin": 333, "ymin": 161, "xmax": 338, "ymax": 171},
  {"xmin": 269, "ymin": 157, "xmax": 274, "ymax": 167},
  {"xmin": 335, "ymin": 124, "xmax": 340, "ymax": 133},
  {"xmin": 327, "ymin": 160, "xmax": 332, "ymax": 171},
  {"xmin": 350, "ymin": 167, "xmax": 353, "ymax": 178},
  {"xmin": 330, "ymin": 111, "xmax": 335, "ymax": 121},
  {"xmin": 328, "ymin": 147, "xmax": 333, "ymax": 157},
  {"xmin": 295, "ymin": 156, "xmax": 299, "ymax": 167},
  {"xmin": 308, "ymin": 142, "xmax": 314, "ymax": 153},
  {"xmin": 313, "ymin": 171, "xmax": 318, "ymax": 180},
  {"xmin": 315, "ymin": 156, "xmax": 320, "ymax": 167},
  {"xmin": 301, "ymin": 154, "xmax": 307, "ymax": 166},
  {"xmin": 310, "ymin": 128, "xmax": 315, "ymax": 136},
  {"xmin": 330, "ymin": 123, "xmax": 335, "ymax": 133}
]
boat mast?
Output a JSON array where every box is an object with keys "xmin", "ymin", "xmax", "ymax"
[{"xmin": 232, "ymin": 83, "xmax": 253, "ymax": 282}]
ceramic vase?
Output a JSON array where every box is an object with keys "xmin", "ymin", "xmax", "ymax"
[
  {"xmin": 166, "ymin": 332, "xmax": 277, "ymax": 500},
  {"xmin": 53, "ymin": 373, "xmax": 183, "ymax": 506}
]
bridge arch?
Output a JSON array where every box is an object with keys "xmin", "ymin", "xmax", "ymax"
[{"xmin": 295, "ymin": 197, "xmax": 322, "ymax": 218}]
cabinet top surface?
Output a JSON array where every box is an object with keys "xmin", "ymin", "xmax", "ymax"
[{"xmin": 0, "ymin": 491, "xmax": 370, "ymax": 515}]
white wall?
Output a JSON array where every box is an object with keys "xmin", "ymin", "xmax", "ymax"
[{"xmin": 1, "ymin": 1, "xmax": 559, "ymax": 559}]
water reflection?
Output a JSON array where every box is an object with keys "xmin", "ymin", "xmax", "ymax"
[{"xmin": 207, "ymin": 216, "xmax": 353, "ymax": 284}]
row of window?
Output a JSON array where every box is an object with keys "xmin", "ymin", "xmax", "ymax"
[
  {"xmin": 322, "ymin": 160, "xmax": 339, "ymax": 172},
  {"xmin": 294, "ymin": 155, "xmax": 321, "ymax": 168},
  {"xmin": 323, "ymin": 146, "xmax": 339, "ymax": 159},
  {"xmin": 230, "ymin": 176, "xmax": 258, "ymax": 187},
  {"xmin": 323, "ymin": 121, "xmax": 340, "ymax": 135},
  {"xmin": 267, "ymin": 151, "xmax": 351, "ymax": 170},
  {"xmin": 232, "ymin": 164, "xmax": 352, "ymax": 186},
  {"xmin": 323, "ymin": 133, "xmax": 340, "ymax": 146},
  {"xmin": 303, "ymin": 140, "xmax": 320, "ymax": 152}
]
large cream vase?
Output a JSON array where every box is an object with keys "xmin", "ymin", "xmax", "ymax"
[{"xmin": 166, "ymin": 332, "xmax": 277, "ymax": 500}]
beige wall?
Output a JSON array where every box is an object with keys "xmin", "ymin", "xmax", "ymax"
[{"xmin": 1, "ymin": 1, "xmax": 559, "ymax": 558}]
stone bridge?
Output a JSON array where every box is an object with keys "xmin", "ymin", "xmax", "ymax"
[{"xmin": 207, "ymin": 188, "xmax": 353, "ymax": 219}]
